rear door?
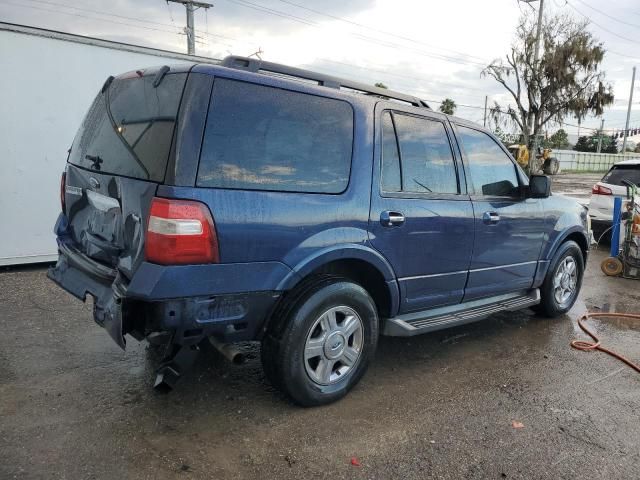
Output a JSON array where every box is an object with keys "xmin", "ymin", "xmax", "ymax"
[
  {"xmin": 62, "ymin": 68, "xmax": 189, "ymax": 277},
  {"xmin": 368, "ymin": 106, "xmax": 474, "ymax": 313},
  {"xmin": 453, "ymin": 124, "xmax": 545, "ymax": 300}
]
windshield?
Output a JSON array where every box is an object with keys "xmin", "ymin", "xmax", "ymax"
[
  {"xmin": 602, "ymin": 164, "xmax": 640, "ymax": 188},
  {"xmin": 68, "ymin": 72, "xmax": 187, "ymax": 182}
]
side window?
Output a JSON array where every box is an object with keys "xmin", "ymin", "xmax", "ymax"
[
  {"xmin": 456, "ymin": 126, "xmax": 519, "ymax": 196},
  {"xmin": 197, "ymin": 79, "xmax": 353, "ymax": 193},
  {"xmin": 381, "ymin": 112, "xmax": 401, "ymax": 192},
  {"xmin": 381, "ymin": 112, "xmax": 458, "ymax": 194}
]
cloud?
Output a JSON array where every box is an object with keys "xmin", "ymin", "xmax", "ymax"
[{"xmin": 2, "ymin": 0, "xmax": 639, "ymax": 132}]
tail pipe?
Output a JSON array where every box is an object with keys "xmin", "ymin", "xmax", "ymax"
[{"xmin": 209, "ymin": 337, "xmax": 246, "ymax": 365}]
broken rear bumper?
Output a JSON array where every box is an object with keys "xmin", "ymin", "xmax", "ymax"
[
  {"xmin": 48, "ymin": 241, "xmax": 282, "ymax": 350},
  {"xmin": 47, "ymin": 244, "xmax": 126, "ymax": 349}
]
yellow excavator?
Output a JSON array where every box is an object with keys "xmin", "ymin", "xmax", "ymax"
[{"xmin": 508, "ymin": 143, "xmax": 560, "ymax": 175}]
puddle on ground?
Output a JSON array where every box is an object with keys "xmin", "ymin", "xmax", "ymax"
[{"xmin": 579, "ymin": 302, "xmax": 640, "ymax": 332}]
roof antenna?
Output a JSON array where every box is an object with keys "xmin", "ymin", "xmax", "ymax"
[{"xmin": 247, "ymin": 47, "xmax": 264, "ymax": 60}]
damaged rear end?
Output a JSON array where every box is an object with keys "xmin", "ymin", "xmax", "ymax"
[{"xmin": 48, "ymin": 65, "xmax": 201, "ymax": 350}]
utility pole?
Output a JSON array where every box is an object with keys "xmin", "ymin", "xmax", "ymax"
[
  {"xmin": 167, "ymin": 0, "xmax": 213, "ymax": 55},
  {"xmin": 483, "ymin": 95, "xmax": 488, "ymax": 127},
  {"xmin": 622, "ymin": 66, "xmax": 636, "ymax": 155},
  {"xmin": 596, "ymin": 118, "xmax": 605, "ymax": 153},
  {"xmin": 522, "ymin": 0, "xmax": 544, "ymax": 174}
]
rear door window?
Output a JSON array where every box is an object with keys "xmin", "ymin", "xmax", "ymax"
[
  {"xmin": 456, "ymin": 126, "xmax": 519, "ymax": 196},
  {"xmin": 381, "ymin": 112, "xmax": 458, "ymax": 194},
  {"xmin": 197, "ymin": 79, "xmax": 353, "ymax": 193},
  {"xmin": 68, "ymin": 72, "xmax": 187, "ymax": 182},
  {"xmin": 602, "ymin": 165, "xmax": 640, "ymax": 187},
  {"xmin": 381, "ymin": 112, "xmax": 402, "ymax": 192}
]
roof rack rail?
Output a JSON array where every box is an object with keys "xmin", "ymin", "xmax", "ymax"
[{"xmin": 221, "ymin": 55, "xmax": 431, "ymax": 109}]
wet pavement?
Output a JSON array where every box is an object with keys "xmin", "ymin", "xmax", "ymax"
[
  {"xmin": 552, "ymin": 172, "xmax": 603, "ymax": 205},
  {"xmin": 1, "ymin": 248, "xmax": 639, "ymax": 479}
]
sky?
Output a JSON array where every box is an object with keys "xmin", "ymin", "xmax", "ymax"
[{"xmin": 1, "ymin": 0, "xmax": 639, "ymax": 140}]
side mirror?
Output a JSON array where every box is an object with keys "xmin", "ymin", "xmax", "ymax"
[{"xmin": 529, "ymin": 174, "xmax": 551, "ymax": 198}]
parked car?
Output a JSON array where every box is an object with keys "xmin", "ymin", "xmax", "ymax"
[
  {"xmin": 590, "ymin": 159, "xmax": 640, "ymax": 240},
  {"xmin": 48, "ymin": 57, "xmax": 590, "ymax": 406}
]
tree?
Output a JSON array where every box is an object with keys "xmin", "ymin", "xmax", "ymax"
[
  {"xmin": 543, "ymin": 128, "xmax": 570, "ymax": 149},
  {"xmin": 492, "ymin": 126, "xmax": 516, "ymax": 147},
  {"xmin": 374, "ymin": 82, "xmax": 388, "ymax": 89},
  {"xmin": 439, "ymin": 98, "xmax": 457, "ymax": 115},
  {"xmin": 573, "ymin": 133, "xmax": 617, "ymax": 153},
  {"xmin": 483, "ymin": 13, "xmax": 614, "ymax": 149}
]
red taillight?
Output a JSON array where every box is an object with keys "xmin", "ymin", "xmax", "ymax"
[
  {"xmin": 145, "ymin": 197, "xmax": 220, "ymax": 265},
  {"xmin": 592, "ymin": 184, "xmax": 612, "ymax": 195},
  {"xmin": 60, "ymin": 171, "xmax": 66, "ymax": 212}
]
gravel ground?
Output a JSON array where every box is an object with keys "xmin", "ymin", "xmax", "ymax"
[{"xmin": 1, "ymin": 191, "xmax": 639, "ymax": 478}]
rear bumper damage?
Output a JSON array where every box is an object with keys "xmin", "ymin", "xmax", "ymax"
[
  {"xmin": 48, "ymin": 242, "xmax": 281, "ymax": 351},
  {"xmin": 48, "ymin": 244, "xmax": 127, "ymax": 348}
]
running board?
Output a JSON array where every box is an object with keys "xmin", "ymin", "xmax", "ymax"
[{"xmin": 383, "ymin": 289, "xmax": 540, "ymax": 337}]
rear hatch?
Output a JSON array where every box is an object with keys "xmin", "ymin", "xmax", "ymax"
[
  {"xmin": 62, "ymin": 67, "xmax": 189, "ymax": 278},
  {"xmin": 592, "ymin": 164, "xmax": 640, "ymax": 218},
  {"xmin": 602, "ymin": 164, "xmax": 640, "ymax": 191}
]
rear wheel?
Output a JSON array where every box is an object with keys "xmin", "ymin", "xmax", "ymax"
[
  {"xmin": 537, "ymin": 241, "xmax": 584, "ymax": 317},
  {"xmin": 261, "ymin": 277, "xmax": 379, "ymax": 406}
]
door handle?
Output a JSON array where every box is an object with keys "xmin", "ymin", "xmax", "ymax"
[
  {"xmin": 483, "ymin": 211, "xmax": 500, "ymax": 224},
  {"xmin": 381, "ymin": 211, "xmax": 405, "ymax": 227}
]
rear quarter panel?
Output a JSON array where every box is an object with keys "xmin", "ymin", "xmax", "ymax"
[{"xmin": 157, "ymin": 75, "xmax": 377, "ymax": 280}]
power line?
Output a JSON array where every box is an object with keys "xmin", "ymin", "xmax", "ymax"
[
  {"xmin": 565, "ymin": 1, "xmax": 640, "ymax": 44},
  {"xmin": 552, "ymin": 0, "xmax": 640, "ymax": 59},
  {"xmin": 22, "ymin": 0, "xmax": 183, "ymax": 33},
  {"xmin": 167, "ymin": 0, "xmax": 213, "ymax": 55},
  {"xmin": 1, "ymin": 0, "xmax": 493, "ymax": 101},
  {"xmin": 310, "ymin": 58, "xmax": 492, "ymax": 97},
  {"xmin": 3, "ymin": 0, "xmax": 184, "ymax": 36},
  {"xmin": 6, "ymin": 0, "xmax": 631, "ymax": 130},
  {"xmin": 274, "ymin": 0, "xmax": 490, "ymax": 64},
  {"xmin": 572, "ymin": 0, "xmax": 640, "ymax": 30},
  {"xmin": 220, "ymin": 0, "xmax": 489, "ymax": 68},
  {"xmin": 165, "ymin": 1, "xmax": 177, "ymax": 30},
  {"xmin": 4, "ymin": 0, "xmax": 248, "ymax": 52}
]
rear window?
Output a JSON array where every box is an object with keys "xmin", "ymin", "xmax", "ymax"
[
  {"xmin": 602, "ymin": 165, "xmax": 640, "ymax": 187},
  {"xmin": 68, "ymin": 72, "xmax": 188, "ymax": 182},
  {"xmin": 197, "ymin": 79, "xmax": 353, "ymax": 193}
]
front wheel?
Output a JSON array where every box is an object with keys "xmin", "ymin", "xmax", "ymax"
[
  {"xmin": 537, "ymin": 241, "xmax": 584, "ymax": 317},
  {"xmin": 261, "ymin": 277, "xmax": 379, "ymax": 406}
]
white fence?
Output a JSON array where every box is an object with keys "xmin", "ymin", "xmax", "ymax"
[{"xmin": 553, "ymin": 150, "xmax": 640, "ymax": 172}]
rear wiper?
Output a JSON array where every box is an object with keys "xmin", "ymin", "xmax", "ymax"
[
  {"xmin": 153, "ymin": 65, "xmax": 170, "ymax": 88},
  {"xmin": 85, "ymin": 154, "xmax": 103, "ymax": 171}
]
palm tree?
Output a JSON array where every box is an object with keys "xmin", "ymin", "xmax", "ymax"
[{"xmin": 439, "ymin": 98, "xmax": 457, "ymax": 115}]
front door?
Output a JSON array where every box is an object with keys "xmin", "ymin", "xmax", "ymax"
[
  {"xmin": 368, "ymin": 106, "xmax": 475, "ymax": 313},
  {"xmin": 453, "ymin": 124, "xmax": 545, "ymax": 300}
]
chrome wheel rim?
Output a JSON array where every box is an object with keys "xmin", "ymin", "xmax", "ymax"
[
  {"xmin": 553, "ymin": 256, "xmax": 578, "ymax": 308},
  {"xmin": 303, "ymin": 306, "xmax": 364, "ymax": 386}
]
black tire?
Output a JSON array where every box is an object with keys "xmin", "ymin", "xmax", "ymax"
[
  {"xmin": 537, "ymin": 240, "xmax": 584, "ymax": 317},
  {"xmin": 261, "ymin": 276, "xmax": 379, "ymax": 406}
]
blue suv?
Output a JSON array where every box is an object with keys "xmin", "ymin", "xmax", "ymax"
[{"xmin": 49, "ymin": 56, "xmax": 590, "ymax": 406}]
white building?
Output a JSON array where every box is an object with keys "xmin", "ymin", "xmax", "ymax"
[{"xmin": 0, "ymin": 23, "xmax": 217, "ymax": 265}]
